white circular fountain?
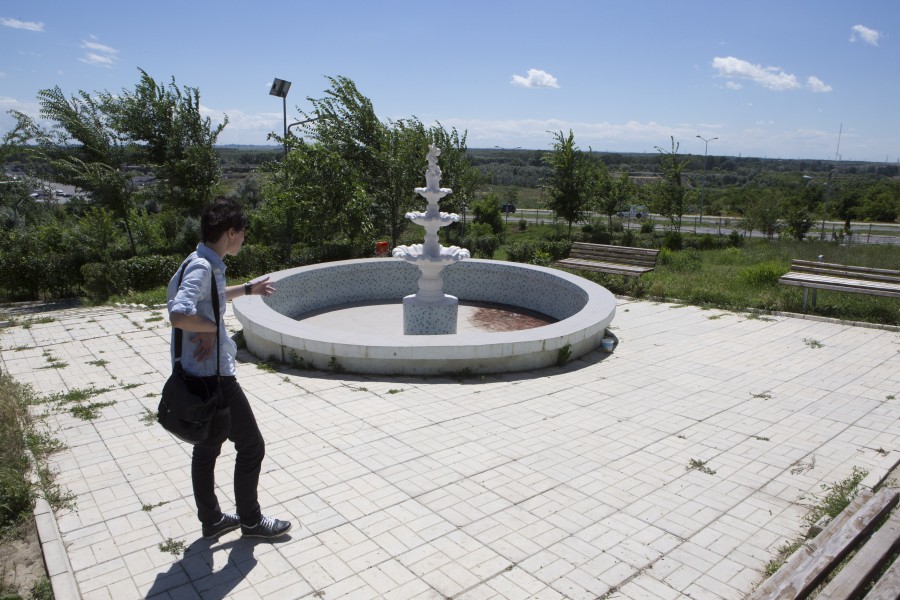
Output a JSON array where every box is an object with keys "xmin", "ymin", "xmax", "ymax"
[
  {"xmin": 232, "ymin": 258, "xmax": 615, "ymax": 375},
  {"xmin": 232, "ymin": 146, "xmax": 616, "ymax": 375}
]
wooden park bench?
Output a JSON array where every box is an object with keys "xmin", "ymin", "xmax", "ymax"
[
  {"xmin": 749, "ymin": 486, "xmax": 900, "ymax": 599},
  {"xmin": 554, "ymin": 242, "xmax": 659, "ymax": 285},
  {"xmin": 779, "ymin": 258, "xmax": 900, "ymax": 312}
]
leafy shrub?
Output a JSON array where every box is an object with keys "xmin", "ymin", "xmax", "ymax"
[
  {"xmin": 225, "ymin": 244, "xmax": 279, "ymax": 277},
  {"xmin": 505, "ymin": 239, "xmax": 572, "ymax": 263},
  {"xmin": 289, "ymin": 242, "xmax": 360, "ymax": 267},
  {"xmin": 657, "ymin": 248, "xmax": 673, "ymax": 266},
  {"xmin": 739, "ymin": 261, "xmax": 788, "ymax": 287},
  {"xmin": 661, "ymin": 248, "xmax": 701, "ymax": 272},
  {"xmin": 518, "ymin": 219, "xmax": 527, "ymax": 231},
  {"xmin": 621, "ymin": 229, "xmax": 635, "ymax": 246},
  {"xmin": 81, "ymin": 261, "xmax": 129, "ymax": 301},
  {"xmin": 640, "ymin": 220, "xmax": 655, "ymax": 234},
  {"xmin": 728, "ymin": 229, "xmax": 744, "ymax": 247},
  {"xmin": 526, "ymin": 249, "xmax": 549, "ymax": 266},
  {"xmin": 118, "ymin": 255, "xmax": 182, "ymax": 291},
  {"xmin": 461, "ymin": 235, "xmax": 501, "ymax": 259},
  {"xmin": 662, "ymin": 231, "xmax": 683, "ymax": 250}
]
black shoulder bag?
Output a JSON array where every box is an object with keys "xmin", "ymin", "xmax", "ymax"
[{"xmin": 158, "ymin": 261, "xmax": 231, "ymax": 445}]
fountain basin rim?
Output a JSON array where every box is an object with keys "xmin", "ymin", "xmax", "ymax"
[{"xmin": 233, "ymin": 258, "xmax": 616, "ymax": 374}]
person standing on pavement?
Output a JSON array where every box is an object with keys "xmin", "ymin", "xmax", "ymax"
[{"xmin": 166, "ymin": 197, "xmax": 292, "ymax": 540}]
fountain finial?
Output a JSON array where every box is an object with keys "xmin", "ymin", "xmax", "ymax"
[{"xmin": 425, "ymin": 144, "xmax": 442, "ymax": 191}]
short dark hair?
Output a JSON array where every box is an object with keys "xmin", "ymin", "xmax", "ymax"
[{"xmin": 200, "ymin": 197, "xmax": 248, "ymax": 243}]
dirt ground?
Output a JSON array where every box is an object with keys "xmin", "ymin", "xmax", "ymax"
[{"xmin": 0, "ymin": 517, "xmax": 47, "ymax": 598}]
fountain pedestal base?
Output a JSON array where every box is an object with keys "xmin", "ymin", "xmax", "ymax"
[{"xmin": 403, "ymin": 294, "xmax": 458, "ymax": 335}]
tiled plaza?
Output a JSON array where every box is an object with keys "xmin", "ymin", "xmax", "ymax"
[{"xmin": 1, "ymin": 298, "xmax": 897, "ymax": 599}]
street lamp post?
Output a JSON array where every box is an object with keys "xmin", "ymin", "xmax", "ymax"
[
  {"xmin": 269, "ymin": 78, "xmax": 292, "ymax": 156},
  {"xmin": 696, "ymin": 135, "xmax": 717, "ymax": 223}
]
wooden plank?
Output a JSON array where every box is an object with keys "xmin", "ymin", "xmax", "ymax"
[
  {"xmin": 749, "ymin": 489, "xmax": 875, "ymax": 600},
  {"xmin": 816, "ymin": 511, "xmax": 900, "ymax": 599},
  {"xmin": 789, "ymin": 267, "xmax": 900, "ymax": 285},
  {"xmin": 755, "ymin": 489, "xmax": 898, "ymax": 600},
  {"xmin": 571, "ymin": 242, "xmax": 660, "ymax": 257},
  {"xmin": 779, "ymin": 274, "xmax": 900, "ymax": 293},
  {"xmin": 554, "ymin": 259, "xmax": 652, "ymax": 276},
  {"xmin": 864, "ymin": 554, "xmax": 900, "ymax": 600},
  {"xmin": 791, "ymin": 260, "xmax": 900, "ymax": 278},
  {"xmin": 778, "ymin": 274, "xmax": 900, "ymax": 298}
]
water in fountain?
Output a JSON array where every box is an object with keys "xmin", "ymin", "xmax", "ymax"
[{"xmin": 392, "ymin": 145, "xmax": 470, "ymax": 334}]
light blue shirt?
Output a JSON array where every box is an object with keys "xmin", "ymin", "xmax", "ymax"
[{"xmin": 166, "ymin": 243, "xmax": 237, "ymax": 377}]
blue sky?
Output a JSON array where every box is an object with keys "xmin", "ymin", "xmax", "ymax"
[{"xmin": 2, "ymin": 1, "xmax": 898, "ymax": 161}]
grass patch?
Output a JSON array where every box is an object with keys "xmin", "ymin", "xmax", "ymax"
[
  {"xmin": 87, "ymin": 359, "xmax": 109, "ymax": 367},
  {"xmin": 804, "ymin": 338, "xmax": 824, "ymax": 349},
  {"xmin": 686, "ymin": 458, "xmax": 717, "ymax": 475},
  {"xmin": 158, "ymin": 538, "xmax": 186, "ymax": 556},
  {"xmin": 140, "ymin": 407, "xmax": 157, "ymax": 426},
  {"xmin": 804, "ymin": 466, "xmax": 869, "ymax": 526},
  {"xmin": 70, "ymin": 400, "xmax": 116, "ymax": 421}
]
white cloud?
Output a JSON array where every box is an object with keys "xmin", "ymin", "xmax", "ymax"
[
  {"xmin": 850, "ymin": 24, "xmax": 880, "ymax": 46},
  {"xmin": 711, "ymin": 56, "xmax": 799, "ymax": 91},
  {"xmin": 82, "ymin": 40, "xmax": 118, "ymax": 54},
  {"xmin": 725, "ymin": 81, "xmax": 743, "ymax": 90},
  {"xmin": 807, "ymin": 76, "xmax": 832, "ymax": 93},
  {"xmin": 0, "ymin": 17, "xmax": 44, "ymax": 31},
  {"xmin": 79, "ymin": 38, "xmax": 118, "ymax": 67},
  {"xmin": 511, "ymin": 69, "xmax": 559, "ymax": 89}
]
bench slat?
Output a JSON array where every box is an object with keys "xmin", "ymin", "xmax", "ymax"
[
  {"xmin": 789, "ymin": 265, "xmax": 900, "ymax": 285},
  {"xmin": 816, "ymin": 511, "xmax": 900, "ymax": 599},
  {"xmin": 791, "ymin": 260, "xmax": 900, "ymax": 279},
  {"xmin": 555, "ymin": 243, "xmax": 659, "ymax": 279},
  {"xmin": 863, "ymin": 552, "xmax": 900, "ymax": 600},
  {"xmin": 555, "ymin": 259, "xmax": 652, "ymax": 276},
  {"xmin": 748, "ymin": 488, "xmax": 898, "ymax": 600},
  {"xmin": 571, "ymin": 242, "xmax": 660, "ymax": 257},
  {"xmin": 779, "ymin": 273, "xmax": 900, "ymax": 298}
]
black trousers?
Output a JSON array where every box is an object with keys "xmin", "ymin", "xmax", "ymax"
[{"xmin": 191, "ymin": 376, "xmax": 265, "ymax": 526}]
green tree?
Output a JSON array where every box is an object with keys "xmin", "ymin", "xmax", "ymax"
[
  {"xmin": 858, "ymin": 185, "xmax": 898, "ymax": 222},
  {"xmin": 646, "ymin": 137, "xmax": 688, "ymax": 232},
  {"xmin": 782, "ymin": 191, "xmax": 815, "ymax": 240},
  {"xmin": 544, "ymin": 130, "xmax": 593, "ymax": 237},
  {"xmin": 740, "ymin": 189, "xmax": 783, "ymax": 239},
  {"xmin": 257, "ymin": 142, "xmax": 371, "ymax": 258},
  {"xmin": 593, "ymin": 164, "xmax": 625, "ymax": 231},
  {"xmin": 110, "ymin": 69, "xmax": 226, "ymax": 215},
  {"xmin": 471, "ymin": 192, "xmax": 504, "ymax": 235},
  {"xmin": 14, "ymin": 87, "xmax": 139, "ymax": 254},
  {"xmin": 11, "ymin": 70, "xmax": 226, "ymax": 254},
  {"xmin": 293, "ymin": 76, "xmax": 481, "ymax": 248}
]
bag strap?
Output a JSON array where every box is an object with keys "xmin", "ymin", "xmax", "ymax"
[{"xmin": 173, "ymin": 259, "xmax": 221, "ymax": 377}]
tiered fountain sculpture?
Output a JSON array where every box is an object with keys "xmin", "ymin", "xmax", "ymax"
[{"xmin": 392, "ymin": 145, "xmax": 470, "ymax": 334}]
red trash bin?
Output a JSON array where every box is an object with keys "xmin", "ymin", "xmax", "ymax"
[{"xmin": 375, "ymin": 241, "xmax": 389, "ymax": 257}]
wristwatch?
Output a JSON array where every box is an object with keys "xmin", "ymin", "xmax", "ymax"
[{"xmin": 244, "ymin": 282, "xmax": 253, "ymax": 296}]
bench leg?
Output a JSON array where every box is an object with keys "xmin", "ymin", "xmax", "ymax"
[
  {"xmin": 811, "ymin": 289, "xmax": 817, "ymax": 310},
  {"xmin": 802, "ymin": 288, "xmax": 809, "ymax": 312}
]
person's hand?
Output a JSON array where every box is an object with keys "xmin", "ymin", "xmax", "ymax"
[
  {"xmin": 249, "ymin": 276, "xmax": 276, "ymax": 297},
  {"xmin": 190, "ymin": 331, "xmax": 216, "ymax": 361}
]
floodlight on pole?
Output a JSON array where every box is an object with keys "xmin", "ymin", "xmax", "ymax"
[
  {"xmin": 269, "ymin": 78, "xmax": 292, "ymax": 156},
  {"xmin": 696, "ymin": 135, "xmax": 717, "ymax": 223}
]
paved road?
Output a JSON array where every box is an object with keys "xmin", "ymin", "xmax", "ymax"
[{"xmin": 497, "ymin": 212, "xmax": 900, "ymax": 245}]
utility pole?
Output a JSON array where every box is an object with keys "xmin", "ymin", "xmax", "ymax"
[{"xmin": 696, "ymin": 135, "xmax": 717, "ymax": 223}]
